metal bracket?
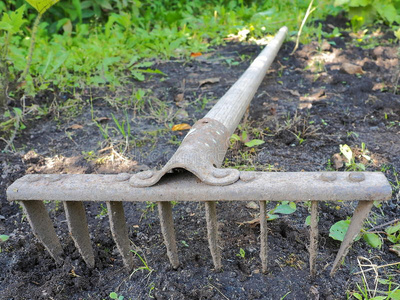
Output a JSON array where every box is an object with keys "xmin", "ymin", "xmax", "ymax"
[{"xmin": 129, "ymin": 118, "xmax": 240, "ymax": 187}]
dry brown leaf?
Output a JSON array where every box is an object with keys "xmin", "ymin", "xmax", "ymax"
[
  {"xmin": 190, "ymin": 52, "xmax": 202, "ymax": 57},
  {"xmin": 340, "ymin": 63, "xmax": 364, "ymax": 75},
  {"xmin": 246, "ymin": 201, "xmax": 259, "ymax": 210},
  {"xmin": 69, "ymin": 124, "xmax": 83, "ymax": 130},
  {"xmin": 331, "ymin": 153, "xmax": 343, "ymax": 169},
  {"xmin": 198, "ymin": 77, "xmax": 220, "ymax": 88},
  {"xmin": 174, "ymin": 93, "xmax": 184, "ymax": 102},
  {"xmin": 237, "ymin": 217, "xmax": 260, "ymax": 227},
  {"xmin": 372, "ymin": 82, "xmax": 385, "ymax": 91},
  {"xmin": 171, "ymin": 123, "xmax": 192, "ymax": 131},
  {"xmin": 95, "ymin": 117, "xmax": 110, "ymax": 123}
]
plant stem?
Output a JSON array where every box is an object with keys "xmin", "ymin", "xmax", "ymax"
[
  {"xmin": 290, "ymin": 0, "xmax": 316, "ymax": 55},
  {"xmin": 0, "ymin": 32, "xmax": 11, "ymax": 111},
  {"xmin": 19, "ymin": 13, "xmax": 42, "ymax": 83}
]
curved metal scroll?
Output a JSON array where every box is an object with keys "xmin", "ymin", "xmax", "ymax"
[{"xmin": 129, "ymin": 118, "xmax": 240, "ymax": 187}]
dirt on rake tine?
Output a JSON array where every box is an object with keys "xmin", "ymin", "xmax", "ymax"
[
  {"xmin": 20, "ymin": 200, "xmax": 63, "ymax": 264},
  {"xmin": 157, "ymin": 201, "xmax": 179, "ymax": 269},
  {"xmin": 309, "ymin": 201, "xmax": 319, "ymax": 278},
  {"xmin": 205, "ymin": 201, "xmax": 222, "ymax": 271},
  {"xmin": 259, "ymin": 200, "xmax": 268, "ymax": 274},
  {"xmin": 64, "ymin": 201, "xmax": 95, "ymax": 268},
  {"xmin": 330, "ymin": 201, "xmax": 375, "ymax": 276},
  {"xmin": 107, "ymin": 201, "xmax": 134, "ymax": 270}
]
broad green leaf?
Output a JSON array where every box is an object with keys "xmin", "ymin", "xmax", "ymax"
[
  {"xmin": 230, "ymin": 134, "xmax": 241, "ymax": 142},
  {"xmin": 329, "ymin": 220, "xmax": 350, "ymax": 241},
  {"xmin": 388, "ymin": 234, "xmax": 400, "ymax": 244},
  {"xmin": 349, "ymin": 0, "xmax": 370, "ymax": 6},
  {"xmin": 305, "ymin": 215, "xmax": 319, "ymax": 226},
  {"xmin": 388, "ymin": 288, "xmax": 400, "ymax": 300},
  {"xmin": 0, "ymin": 22, "xmax": 13, "ymax": 31},
  {"xmin": 386, "ymin": 223, "xmax": 400, "ymax": 235},
  {"xmin": 363, "ymin": 232, "xmax": 381, "ymax": 248},
  {"xmin": 245, "ymin": 139, "xmax": 265, "ymax": 147},
  {"xmin": 0, "ymin": 235, "xmax": 10, "ymax": 242},
  {"xmin": 395, "ymin": 28, "xmax": 400, "ymax": 40},
  {"xmin": 267, "ymin": 213, "xmax": 279, "ymax": 221},
  {"xmin": 109, "ymin": 292, "xmax": 118, "ymax": 299},
  {"xmin": 373, "ymin": 2, "xmax": 398, "ymax": 24},
  {"xmin": 353, "ymin": 293, "xmax": 363, "ymax": 300},
  {"xmin": 273, "ymin": 202, "xmax": 296, "ymax": 215},
  {"xmin": 25, "ymin": 0, "xmax": 60, "ymax": 14},
  {"xmin": 389, "ymin": 244, "xmax": 400, "ymax": 257},
  {"xmin": 334, "ymin": 0, "xmax": 350, "ymax": 5},
  {"xmin": 0, "ymin": 5, "xmax": 27, "ymax": 34}
]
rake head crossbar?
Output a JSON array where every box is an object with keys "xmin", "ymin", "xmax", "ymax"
[{"xmin": 6, "ymin": 27, "xmax": 393, "ymax": 277}]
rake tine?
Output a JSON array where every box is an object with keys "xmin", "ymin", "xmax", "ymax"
[
  {"xmin": 205, "ymin": 201, "xmax": 222, "ymax": 271},
  {"xmin": 157, "ymin": 201, "xmax": 179, "ymax": 269},
  {"xmin": 64, "ymin": 201, "xmax": 95, "ymax": 268},
  {"xmin": 107, "ymin": 201, "xmax": 134, "ymax": 270},
  {"xmin": 259, "ymin": 200, "xmax": 268, "ymax": 273},
  {"xmin": 309, "ymin": 201, "xmax": 318, "ymax": 278},
  {"xmin": 20, "ymin": 200, "xmax": 63, "ymax": 263},
  {"xmin": 330, "ymin": 200, "xmax": 374, "ymax": 276}
]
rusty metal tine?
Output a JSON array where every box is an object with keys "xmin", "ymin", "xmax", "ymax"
[
  {"xmin": 205, "ymin": 201, "xmax": 222, "ymax": 271},
  {"xmin": 107, "ymin": 201, "xmax": 134, "ymax": 270},
  {"xmin": 64, "ymin": 201, "xmax": 95, "ymax": 268},
  {"xmin": 309, "ymin": 201, "xmax": 318, "ymax": 278},
  {"xmin": 259, "ymin": 200, "xmax": 268, "ymax": 273},
  {"xmin": 330, "ymin": 200, "xmax": 374, "ymax": 276},
  {"xmin": 20, "ymin": 200, "xmax": 63, "ymax": 263},
  {"xmin": 157, "ymin": 201, "xmax": 179, "ymax": 269}
]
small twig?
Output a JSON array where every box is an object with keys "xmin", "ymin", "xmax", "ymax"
[
  {"xmin": 3, "ymin": 113, "xmax": 20, "ymax": 152},
  {"xmin": 367, "ymin": 219, "xmax": 399, "ymax": 232},
  {"xmin": 291, "ymin": 0, "xmax": 316, "ymax": 55},
  {"xmin": 208, "ymin": 283, "xmax": 230, "ymax": 300},
  {"xmin": 354, "ymin": 260, "xmax": 400, "ymax": 275},
  {"xmin": 19, "ymin": 13, "xmax": 42, "ymax": 83},
  {"xmin": 357, "ymin": 256, "xmax": 378, "ymax": 298}
]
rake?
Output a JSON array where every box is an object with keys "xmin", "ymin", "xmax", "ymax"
[{"xmin": 6, "ymin": 27, "xmax": 392, "ymax": 277}]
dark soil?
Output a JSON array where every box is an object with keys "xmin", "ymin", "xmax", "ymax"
[{"xmin": 1, "ymin": 19, "xmax": 400, "ymax": 300}]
